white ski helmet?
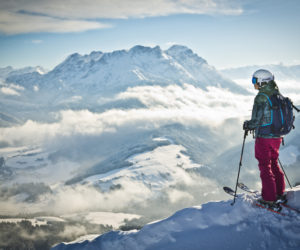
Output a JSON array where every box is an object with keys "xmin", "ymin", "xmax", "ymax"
[{"xmin": 252, "ymin": 69, "xmax": 274, "ymax": 85}]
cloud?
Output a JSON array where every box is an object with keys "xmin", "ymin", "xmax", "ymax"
[
  {"xmin": 0, "ymin": 170, "xmax": 220, "ymax": 219},
  {"xmin": 0, "ymin": 84, "xmax": 252, "ymax": 146},
  {"xmin": 116, "ymin": 84, "xmax": 253, "ymax": 124},
  {"xmin": 0, "ymin": 87, "xmax": 20, "ymax": 96},
  {"xmin": 168, "ymin": 189, "xmax": 194, "ymax": 203},
  {"xmin": 0, "ymin": 0, "xmax": 243, "ymax": 34},
  {"xmin": 0, "ymin": 10, "xmax": 110, "ymax": 35}
]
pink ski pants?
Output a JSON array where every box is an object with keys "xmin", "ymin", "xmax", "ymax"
[{"xmin": 255, "ymin": 137, "xmax": 285, "ymax": 201}]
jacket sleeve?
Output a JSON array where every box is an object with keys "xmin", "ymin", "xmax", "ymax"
[{"xmin": 247, "ymin": 95, "xmax": 265, "ymax": 130}]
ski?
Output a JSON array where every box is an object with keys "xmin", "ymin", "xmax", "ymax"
[
  {"xmin": 238, "ymin": 182, "xmax": 257, "ymax": 194},
  {"xmin": 255, "ymin": 202, "xmax": 283, "ymax": 215},
  {"xmin": 238, "ymin": 182, "xmax": 300, "ymax": 214},
  {"xmin": 223, "ymin": 186, "xmax": 237, "ymax": 197},
  {"xmin": 281, "ymin": 203, "xmax": 300, "ymax": 214},
  {"xmin": 224, "ymin": 185, "xmax": 283, "ymax": 215}
]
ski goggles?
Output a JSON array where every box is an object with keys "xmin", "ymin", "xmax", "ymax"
[{"xmin": 252, "ymin": 77, "xmax": 258, "ymax": 84}]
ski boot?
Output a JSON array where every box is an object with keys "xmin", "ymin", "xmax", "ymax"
[
  {"xmin": 257, "ymin": 198, "xmax": 282, "ymax": 212},
  {"xmin": 276, "ymin": 193, "xmax": 287, "ymax": 204}
]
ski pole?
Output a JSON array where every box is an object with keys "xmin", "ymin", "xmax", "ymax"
[
  {"xmin": 292, "ymin": 104, "xmax": 300, "ymax": 112},
  {"xmin": 278, "ymin": 158, "xmax": 293, "ymax": 189},
  {"xmin": 231, "ymin": 130, "xmax": 248, "ymax": 205}
]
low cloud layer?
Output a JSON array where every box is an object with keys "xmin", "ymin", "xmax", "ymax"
[
  {"xmin": 0, "ymin": 84, "xmax": 252, "ymax": 146},
  {"xmin": 0, "ymin": 166, "xmax": 221, "ymax": 218},
  {"xmin": 0, "ymin": 0, "xmax": 243, "ymax": 34}
]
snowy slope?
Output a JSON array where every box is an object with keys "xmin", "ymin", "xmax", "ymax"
[
  {"xmin": 52, "ymin": 186, "xmax": 300, "ymax": 250},
  {"xmin": 83, "ymin": 142, "xmax": 203, "ymax": 192}
]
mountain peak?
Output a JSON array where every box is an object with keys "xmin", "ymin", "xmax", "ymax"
[
  {"xmin": 166, "ymin": 44, "xmax": 207, "ymax": 64},
  {"xmin": 167, "ymin": 44, "xmax": 192, "ymax": 53},
  {"xmin": 65, "ymin": 52, "xmax": 82, "ymax": 62},
  {"xmin": 87, "ymin": 51, "xmax": 103, "ymax": 61},
  {"xmin": 129, "ymin": 45, "xmax": 162, "ymax": 55}
]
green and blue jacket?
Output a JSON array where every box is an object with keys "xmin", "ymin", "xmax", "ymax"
[{"xmin": 247, "ymin": 81, "xmax": 281, "ymax": 138}]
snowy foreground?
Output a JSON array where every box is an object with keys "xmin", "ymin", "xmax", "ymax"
[{"xmin": 53, "ymin": 186, "xmax": 300, "ymax": 250}]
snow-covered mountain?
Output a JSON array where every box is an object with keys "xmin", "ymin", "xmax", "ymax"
[
  {"xmin": 0, "ymin": 65, "xmax": 48, "ymax": 126},
  {"xmin": 52, "ymin": 186, "xmax": 300, "ymax": 250},
  {"xmin": 1, "ymin": 45, "xmax": 251, "ymax": 126},
  {"xmin": 4, "ymin": 45, "xmax": 247, "ymax": 103}
]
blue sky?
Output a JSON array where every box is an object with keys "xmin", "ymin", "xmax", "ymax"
[{"xmin": 0, "ymin": 0, "xmax": 299, "ymax": 70}]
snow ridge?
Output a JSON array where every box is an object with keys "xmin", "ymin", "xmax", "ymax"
[{"xmin": 52, "ymin": 186, "xmax": 300, "ymax": 250}]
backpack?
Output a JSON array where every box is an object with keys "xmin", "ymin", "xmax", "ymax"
[{"xmin": 258, "ymin": 92, "xmax": 295, "ymax": 136}]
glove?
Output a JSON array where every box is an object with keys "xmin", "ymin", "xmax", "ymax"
[{"xmin": 243, "ymin": 120, "xmax": 250, "ymax": 131}]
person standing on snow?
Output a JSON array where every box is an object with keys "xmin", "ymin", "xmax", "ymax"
[{"xmin": 243, "ymin": 69, "xmax": 286, "ymax": 206}]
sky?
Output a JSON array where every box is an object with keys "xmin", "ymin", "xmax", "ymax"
[{"xmin": 0, "ymin": 0, "xmax": 300, "ymax": 70}]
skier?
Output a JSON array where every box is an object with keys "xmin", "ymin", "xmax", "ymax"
[{"xmin": 243, "ymin": 69, "xmax": 285, "ymax": 206}]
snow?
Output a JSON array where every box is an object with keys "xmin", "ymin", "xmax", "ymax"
[
  {"xmin": 4, "ymin": 146, "xmax": 49, "ymax": 169},
  {"xmin": 0, "ymin": 66, "xmax": 47, "ymax": 80},
  {"xmin": 62, "ymin": 235, "xmax": 100, "ymax": 245},
  {"xmin": 0, "ymin": 145, "xmax": 83, "ymax": 185},
  {"xmin": 52, "ymin": 186, "xmax": 300, "ymax": 250},
  {"xmin": 83, "ymin": 144, "xmax": 202, "ymax": 192},
  {"xmin": 84, "ymin": 212, "xmax": 141, "ymax": 228},
  {"xmin": 0, "ymin": 216, "xmax": 65, "ymax": 226},
  {"xmin": 61, "ymin": 212, "xmax": 141, "ymax": 229}
]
